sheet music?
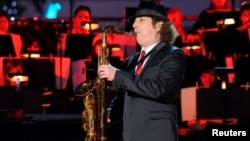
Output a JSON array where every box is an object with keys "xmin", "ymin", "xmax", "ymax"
[
  {"xmin": 181, "ymin": 87, "xmax": 197, "ymax": 121},
  {"xmin": 10, "ymin": 33, "xmax": 22, "ymax": 57}
]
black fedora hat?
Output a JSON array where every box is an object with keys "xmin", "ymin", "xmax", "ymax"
[{"xmin": 128, "ymin": 1, "xmax": 168, "ymax": 23}]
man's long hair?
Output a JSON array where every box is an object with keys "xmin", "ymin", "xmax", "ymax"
[{"xmin": 151, "ymin": 16, "xmax": 179, "ymax": 45}]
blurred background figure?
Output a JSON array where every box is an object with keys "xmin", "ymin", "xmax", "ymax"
[
  {"xmin": 191, "ymin": 0, "xmax": 240, "ymax": 69},
  {"xmin": 237, "ymin": 1, "xmax": 250, "ymax": 31},
  {"xmin": 229, "ymin": 1, "xmax": 250, "ymax": 87},
  {"xmin": 64, "ymin": 5, "xmax": 94, "ymax": 99},
  {"xmin": 0, "ymin": 12, "xmax": 22, "ymax": 57},
  {"xmin": 0, "ymin": 12, "xmax": 10, "ymax": 34},
  {"xmin": 183, "ymin": 30, "xmax": 206, "ymax": 56},
  {"xmin": 193, "ymin": 0, "xmax": 233, "ymax": 30},
  {"xmin": 3, "ymin": 60, "xmax": 25, "ymax": 87},
  {"xmin": 166, "ymin": 7, "xmax": 208, "ymax": 57},
  {"xmin": 196, "ymin": 59, "xmax": 220, "ymax": 87},
  {"xmin": 71, "ymin": 5, "xmax": 93, "ymax": 35},
  {"xmin": 230, "ymin": 1, "xmax": 250, "ymax": 56},
  {"xmin": 199, "ymin": 69, "xmax": 217, "ymax": 87},
  {"xmin": 166, "ymin": 7, "xmax": 186, "ymax": 47}
]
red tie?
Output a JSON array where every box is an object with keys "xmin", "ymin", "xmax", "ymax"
[{"xmin": 135, "ymin": 50, "xmax": 146, "ymax": 75}]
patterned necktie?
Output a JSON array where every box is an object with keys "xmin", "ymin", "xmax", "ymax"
[{"xmin": 135, "ymin": 50, "xmax": 146, "ymax": 75}]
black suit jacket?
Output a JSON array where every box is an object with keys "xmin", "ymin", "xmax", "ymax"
[{"xmin": 109, "ymin": 41, "xmax": 186, "ymax": 141}]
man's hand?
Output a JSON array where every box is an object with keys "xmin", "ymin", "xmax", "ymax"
[{"xmin": 98, "ymin": 64, "xmax": 117, "ymax": 81}]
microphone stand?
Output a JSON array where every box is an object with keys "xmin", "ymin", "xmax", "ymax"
[
  {"xmin": 57, "ymin": 30, "xmax": 63, "ymax": 92},
  {"xmin": 53, "ymin": 22, "xmax": 65, "ymax": 113},
  {"xmin": 59, "ymin": 0, "xmax": 73, "ymax": 113}
]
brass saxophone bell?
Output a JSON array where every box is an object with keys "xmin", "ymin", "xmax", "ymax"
[{"xmin": 75, "ymin": 80, "xmax": 95, "ymax": 96}]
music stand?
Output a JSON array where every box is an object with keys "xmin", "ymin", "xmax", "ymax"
[
  {"xmin": 228, "ymin": 29, "xmax": 250, "ymax": 55},
  {"xmin": 23, "ymin": 58, "xmax": 55, "ymax": 90},
  {"xmin": 202, "ymin": 29, "xmax": 241, "ymax": 65},
  {"xmin": 214, "ymin": 66, "xmax": 234, "ymax": 84},
  {"xmin": 196, "ymin": 87, "xmax": 250, "ymax": 119},
  {"xmin": 234, "ymin": 57, "xmax": 250, "ymax": 85},
  {"xmin": 212, "ymin": 10, "xmax": 239, "ymax": 27},
  {"xmin": 65, "ymin": 34, "xmax": 93, "ymax": 61},
  {"xmin": 3, "ymin": 58, "xmax": 55, "ymax": 90},
  {"xmin": 182, "ymin": 56, "xmax": 216, "ymax": 88},
  {"xmin": 0, "ymin": 34, "xmax": 16, "ymax": 57},
  {"xmin": 196, "ymin": 10, "xmax": 239, "ymax": 29}
]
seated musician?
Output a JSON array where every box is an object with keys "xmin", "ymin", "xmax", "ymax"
[
  {"xmin": 186, "ymin": 67, "xmax": 238, "ymax": 141},
  {"xmin": 0, "ymin": 12, "xmax": 22, "ymax": 57},
  {"xmin": 237, "ymin": 1, "xmax": 250, "ymax": 31},
  {"xmin": 166, "ymin": 7, "xmax": 186, "ymax": 47},
  {"xmin": 234, "ymin": 1, "xmax": 250, "ymax": 55}
]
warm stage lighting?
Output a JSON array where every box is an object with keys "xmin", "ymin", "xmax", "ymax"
[
  {"xmin": 108, "ymin": 44, "xmax": 124, "ymax": 61},
  {"xmin": 8, "ymin": 73, "xmax": 29, "ymax": 90},
  {"xmin": 21, "ymin": 52, "xmax": 40, "ymax": 58},
  {"xmin": 8, "ymin": 73, "xmax": 29, "ymax": 83},
  {"xmin": 8, "ymin": 74, "xmax": 29, "ymax": 82},
  {"xmin": 182, "ymin": 42, "xmax": 202, "ymax": 56},
  {"xmin": 183, "ymin": 45, "xmax": 201, "ymax": 50},
  {"xmin": 217, "ymin": 18, "xmax": 235, "ymax": 28},
  {"xmin": 81, "ymin": 22, "xmax": 99, "ymax": 30},
  {"xmin": 224, "ymin": 18, "xmax": 235, "ymax": 25}
]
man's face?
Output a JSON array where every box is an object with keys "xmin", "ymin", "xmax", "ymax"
[
  {"xmin": 132, "ymin": 16, "xmax": 161, "ymax": 48},
  {"xmin": 73, "ymin": 10, "xmax": 91, "ymax": 30},
  {"xmin": 240, "ymin": 10, "xmax": 250, "ymax": 26},
  {"xmin": 0, "ymin": 16, "xmax": 9, "ymax": 33}
]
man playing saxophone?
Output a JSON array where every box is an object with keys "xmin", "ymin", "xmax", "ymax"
[{"xmin": 98, "ymin": 1, "xmax": 186, "ymax": 141}]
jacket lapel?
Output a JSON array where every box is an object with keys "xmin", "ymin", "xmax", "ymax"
[
  {"xmin": 123, "ymin": 52, "xmax": 140, "ymax": 73},
  {"xmin": 142, "ymin": 42, "xmax": 168, "ymax": 72}
]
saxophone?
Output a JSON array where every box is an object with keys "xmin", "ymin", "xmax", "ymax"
[{"xmin": 75, "ymin": 24, "xmax": 134, "ymax": 141}]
